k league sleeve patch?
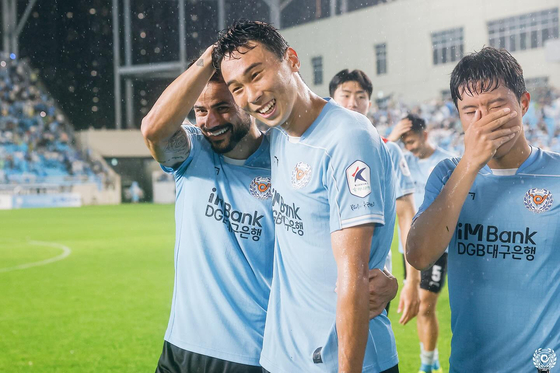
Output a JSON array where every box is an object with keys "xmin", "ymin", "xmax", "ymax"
[
  {"xmin": 399, "ymin": 157, "xmax": 411, "ymax": 177},
  {"xmin": 346, "ymin": 160, "xmax": 371, "ymax": 198}
]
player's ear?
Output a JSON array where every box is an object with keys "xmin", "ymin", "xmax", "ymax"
[
  {"xmin": 285, "ymin": 48, "xmax": 300, "ymax": 72},
  {"xmin": 520, "ymin": 91, "xmax": 531, "ymax": 116}
]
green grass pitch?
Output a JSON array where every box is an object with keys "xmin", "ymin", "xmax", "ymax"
[{"xmin": 0, "ymin": 204, "xmax": 451, "ymax": 372}]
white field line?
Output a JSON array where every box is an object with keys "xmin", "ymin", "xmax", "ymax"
[{"xmin": 0, "ymin": 240, "xmax": 72, "ymax": 273}]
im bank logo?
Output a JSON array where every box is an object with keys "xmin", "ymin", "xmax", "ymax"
[{"xmin": 533, "ymin": 348, "xmax": 557, "ymax": 371}]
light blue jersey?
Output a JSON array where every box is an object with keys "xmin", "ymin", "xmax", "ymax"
[
  {"xmin": 384, "ymin": 140, "xmax": 414, "ymax": 271},
  {"xmin": 162, "ymin": 125, "xmax": 273, "ymax": 366},
  {"xmin": 385, "ymin": 141, "xmax": 415, "ymax": 200},
  {"xmin": 405, "ymin": 146, "xmax": 455, "ymax": 213},
  {"xmin": 416, "ymin": 146, "xmax": 560, "ymax": 372},
  {"xmin": 260, "ymin": 100, "xmax": 398, "ymax": 372},
  {"xmin": 401, "ymin": 147, "xmax": 454, "ymax": 254}
]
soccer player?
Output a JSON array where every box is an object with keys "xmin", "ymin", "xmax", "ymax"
[
  {"xmin": 407, "ymin": 47, "xmax": 560, "ymax": 372},
  {"xmin": 214, "ymin": 21, "xmax": 399, "ymax": 372},
  {"xmin": 142, "ymin": 45, "xmax": 398, "ymax": 372},
  {"xmin": 388, "ymin": 114, "xmax": 454, "ymax": 373},
  {"xmin": 330, "ymin": 69, "xmax": 420, "ymax": 326},
  {"xmin": 142, "ymin": 45, "xmax": 273, "ymax": 372}
]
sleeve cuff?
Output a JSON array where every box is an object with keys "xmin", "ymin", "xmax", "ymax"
[{"xmin": 340, "ymin": 214, "xmax": 385, "ymax": 229}]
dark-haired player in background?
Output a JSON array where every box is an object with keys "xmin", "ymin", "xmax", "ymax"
[{"xmin": 389, "ymin": 114, "xmax": 454, "ymax": 373}]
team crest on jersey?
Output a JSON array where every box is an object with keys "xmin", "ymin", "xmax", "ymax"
[
  {"xmin": 291, "ymin": 162, "xmax": 312, "ymax": 189},
  {"xmin": 399, "ymin": 158, "xmax": 411, "ymax": 177},
  {"xmin": 249, "ymin": 176, "xmax": 272, "ymax": 200},
  {"xmin": 533, "ymin": 348, "xmax": 557, "ymax": 370},
  {"xmin": 523, "ymin": 188, "xmax": 553, "ymax": 213},
  {"xmin": 346, "ymin": 160, "xmax": 371, "ymax": 198}
]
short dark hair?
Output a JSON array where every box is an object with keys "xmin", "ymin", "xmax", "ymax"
[
  {"xmin": 212, "ymin": 20, "xmax": 289, "ymax": 69},
  {"xmin": 450, "ymin": 47, "xmax": 526, "ymax": 108},
  {"xmin": 403, "ymin": 114, "xmax": 426, "ymax": 134},
  {"xmin": 329, "ymin": 69, "xmax": 373, "ymax": 98},
  {"xmin": 188, "ymin": 59, "xmax": 224, "ymax": 83}
]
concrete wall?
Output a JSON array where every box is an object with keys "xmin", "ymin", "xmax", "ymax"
[
  {"xmin": 76, "ymin": 129, "xmax": 151, "ymax": 158},
  {"xmin": 280, "ymin": 0, "xmax": 560, "ymax": 103}
]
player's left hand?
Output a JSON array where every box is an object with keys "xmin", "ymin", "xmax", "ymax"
[{"xmin": 367, "ymin": 268, "xmax": 398, "ymax": 319}]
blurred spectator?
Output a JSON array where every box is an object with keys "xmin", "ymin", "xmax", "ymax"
[
  {"xmin": 372, "ymin": 86, "xmax": 560, "ymax": 155},
  {"xmin": 0, "ymin": 54, "xmax": 110, "ymax": 187}
]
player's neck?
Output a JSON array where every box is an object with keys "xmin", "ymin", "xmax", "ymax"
[
  {"xmin": 418, "ymin": 144, "xmax": 436, "ymax": 160},
  {"xmin": 224, "ymin": 124, "xmax": 263, "ymax": 160},
  {"xmin": 281, "ymin": 79, "xmax": 327, "ymax": 137},
  {"xmin": 487, "ymin": 136, "xmax": 531, "ymax": 169}
]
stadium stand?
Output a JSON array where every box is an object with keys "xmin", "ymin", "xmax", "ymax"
[
  {"xmin": 0, "ymin": 53, "xmax": 120, "ymax": 207},
  {"xmin": 372, "ymin": 87, "xmax": 560, "ymax": 155}
]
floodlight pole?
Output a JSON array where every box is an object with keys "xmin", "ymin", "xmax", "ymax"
[
  {"xmin": 340, "ymin": 0, "xmax": 347, "ymax": 13},
  {"xmin": 2, "ymin": 0, "xmax": 10, "ymax": 53},
  {"xmin": 262, "ymin": 0, "xmax": 294, "ymax": 29},
  {"xmin": 112, "ymin": 0, "xmax": 187, "ymax": 130},
  {"xmin": 1, "ymin": 0, "xmax": 37, "ymax": 57},
  {"xmin": 123, "ymin": 0, "xmax": 134, "ymax": 129},
  {"xmin": 112, "ymin": 0, "xmax": 122, "ymax": 129}
]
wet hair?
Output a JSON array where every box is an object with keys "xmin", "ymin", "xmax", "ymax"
[
  {"xmin": 450, "ymin": 47, "xmax": 526, "ymax": 108},
  {"xmin": 212, "ymin": 20, "xmax": 289, "ymax": 69},
  {"xmin": 187, "ymin": 59, "xmax": 224, "ymax": 83},
  {"xmin": 329, "ymin": 69, "xmax": 373, "ymax": 98},
  {"xmin": 403, "ymin": 114, "xmax": 426, "ymax": 134}
]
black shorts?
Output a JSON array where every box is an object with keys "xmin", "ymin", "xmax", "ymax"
[
  {"xmin": 403, "ymin": 252, "xmax": 447, "ymax": 293},
  {"xmin": 155, "ymin": 341, "xmax": 263, "ymax": 373}
]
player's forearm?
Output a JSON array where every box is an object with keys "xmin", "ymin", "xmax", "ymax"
[
  {"xmin": 141, "ymin": 47, "xmax": 214, "ymax": 147},
  {"xmin": 407, "ymin": 160, "xmax": 477, "ymax": 270},
  {"xmin": 396, "ymin": 196, "xmax": 420, "ymax": 283},
  {"xmin": 332, "ymin": 226, "xmax": 374, "ymax": 373},
  {"xmin": 337, "ymin": 269, "xmax": 370, "ymax": 373}
]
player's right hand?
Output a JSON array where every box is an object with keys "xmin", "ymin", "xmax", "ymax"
[
  {"xmin": 397, "ymin": 282, "xmax": 420, "ymax": 325},
  {"xmin": 462, "ymin": 108, "xmax": 520, "ymax": 170},
  {"xmin": 387, "ymin": 118, "xmax": 413, "ymax": 142}
]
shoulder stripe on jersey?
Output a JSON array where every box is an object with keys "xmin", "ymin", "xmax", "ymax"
[{"xmin": 516, "ymin": 173, "xmax": 560, "ymax": 178}]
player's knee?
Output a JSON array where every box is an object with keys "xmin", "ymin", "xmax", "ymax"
[{"xmin": 418, "ymin": 296, "xmax": 438, "ymax": 318}]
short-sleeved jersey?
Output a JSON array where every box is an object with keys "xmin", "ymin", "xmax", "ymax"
[
  {"xmin": 385, "ymin": 140, "xmax": 415, "ymax": 199},
  {"xmin": 400, "ymin": 147, "xmax": 454, "ymax": 253},
  {"xmin": 384, "ymin": 140, "xmax": 414, "ymax": 270},
  {"xmin": 405, "ymin": 146, "xmax": 455, "ymax": 213},
  {"xmin": 260, "ymin": 100, "xmax": 398, "ymax": 372},
  {"xmin": 162, "ymin": 125, "xmax": 274, "ymax": 366},
  {"xmin": 416, "ymin": 147, "xmax": 560, "ymax": 372}
]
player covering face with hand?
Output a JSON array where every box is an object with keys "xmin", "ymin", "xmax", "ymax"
[{"xmin": 407, "ymin": 47, "xmax": 560, "ymax": 372}]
